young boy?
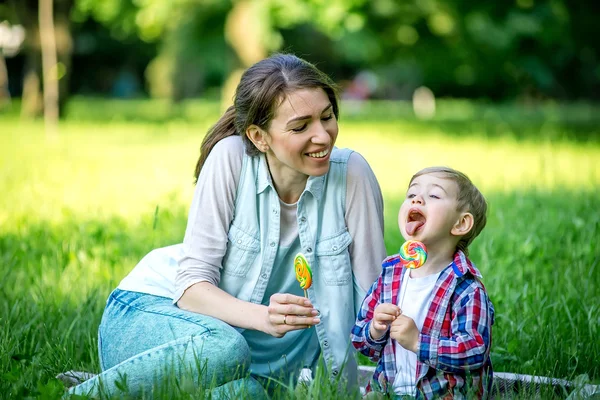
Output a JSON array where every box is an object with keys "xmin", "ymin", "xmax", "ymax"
[{"xmin": 351, "ymin": 167, "xmax": 495, "ymax": 399}]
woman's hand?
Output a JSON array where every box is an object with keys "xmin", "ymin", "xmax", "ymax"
[{"xmin": 264, "ymin": 293, "xmax": 320, "ymax": 338}]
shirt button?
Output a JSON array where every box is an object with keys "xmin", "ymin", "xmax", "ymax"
[
  {"xmin": 323, "ymin": 340, "xmax": 329, "ymax": 347},
  {"xmin": 270, "ymin": 242, "xmax": 276, "ymax": 247},
  {"xmin": 332, "ymin": 369, "xmax": 339, "ymax": 376},
  {"xmin": 272, "ymin": 209, "xmax": 278, "ymax": 214},
  {"xmin": 261, "ymin": 273, "xmax": 268, "ymax": 279},
  {"xmin": 300, "ymin": 216, "xmax": 306, "ymax": 223},
  {"xmin": 237, "ymin": 239, "xmax": 242, "ymax": 244},
  {"xmin": 332, "ymin": 246, "xmax": 338, "ymax": 251},
  {"xmin": 306, "ymin": 247, "xmax": 312, "ymax": 253}
]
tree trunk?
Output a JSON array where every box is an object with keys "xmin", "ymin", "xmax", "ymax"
[
  {"xmin": 0, "ymin": 52, "xmax": 10, "ymax": 109},
  {"xmin": 222, "ymin": 0, "xmax": 268, "ymax": 110},
  {"xmin": 39, "ymin": 0, "xmax": 59, "ymax": 137},
  {"xmin": 55, "ymin": 0, "xmax": 73, "ymax": 116},
  {"xmin": 12, "ymin": 0, "xmax": 44, "ymax": 119},
  {"xmin": 21, "ymin": 50, "xmax": 43, "ymax": 118}
]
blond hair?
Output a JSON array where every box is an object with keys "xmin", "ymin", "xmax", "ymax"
[{"xmin": 410, "ymin": 166, "xmax": 487, "ymax": 255}]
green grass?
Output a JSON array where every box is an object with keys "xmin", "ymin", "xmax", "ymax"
[{"xmin": 1, "ymin": 98, "xmax": 599, "ymax": 398}]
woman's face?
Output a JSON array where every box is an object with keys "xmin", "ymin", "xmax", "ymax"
[{"xmin": 262, "ymin": 88, "xmax": 338, "ymax": 183}]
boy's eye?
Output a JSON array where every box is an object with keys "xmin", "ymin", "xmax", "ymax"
[
  {"xmin": 291, "ymin": 123, "xmax": 308, "ymax": 132},
  {"xmin": 407, "ymin": 193, "xmax": 415, "ymax": 199},
  {"xmin": 429, "ymin": 194, "xmax": 440, "ymax": 199}
]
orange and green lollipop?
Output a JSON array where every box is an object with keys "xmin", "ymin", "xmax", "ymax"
[{"xmin": 294, "ymin": 253, "xmax": 312, "ymax": 297}]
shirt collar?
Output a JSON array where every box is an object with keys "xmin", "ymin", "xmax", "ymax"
[
  {"xmin": 451, "ymin": 250, "xmax": 482, "ymax": 279},
  {"xmin": 255, "ymin": 154, "xmax": 326, "ymax": 201}
]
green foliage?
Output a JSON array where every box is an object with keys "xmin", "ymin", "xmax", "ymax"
[
  {"xmin": 69, "ymin": 0, "xmax": 600, "ymax": 100},
  {"xmin": 72, "ymin": 0, "xmax": 140, "ymax": 40},
  {"xmin": 1, "ymin": 99, "xmax": 599, "ymax": 398}
]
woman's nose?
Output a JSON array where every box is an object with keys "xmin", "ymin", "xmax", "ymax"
[{"xmin": 311, "ymin": 123, "xmax": 330, "ymax": 144}]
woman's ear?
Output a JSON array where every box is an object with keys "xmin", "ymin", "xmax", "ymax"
[
  {"xmin": 246, "ymin": 125, "xmax": 269, "ymax": 153},
  {"xmin": 451, "ymin": 212, "xmax": 474, "ymax": 237}
]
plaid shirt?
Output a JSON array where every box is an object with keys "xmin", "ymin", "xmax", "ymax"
[{"xmin": 351, "ymin": 251, "xmax": 494, "ymax": 399}]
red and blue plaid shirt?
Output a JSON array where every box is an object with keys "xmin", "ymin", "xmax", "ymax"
[{"xmin": 351, "ymin": 250, "xmax": 494, "ymax": 399}]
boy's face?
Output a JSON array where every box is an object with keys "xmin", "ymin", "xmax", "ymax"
[{"xmin": 398, "ymin": 172, "xmax": 464, "ymax": 248}]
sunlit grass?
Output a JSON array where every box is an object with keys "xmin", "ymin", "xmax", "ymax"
[
  {"xmin": 339, "ymin": 121, "xmax": 599, "ymax": 196},
  {"xmin": 1, "ymin": 99, "xmax": 599, "ymax": 398}
]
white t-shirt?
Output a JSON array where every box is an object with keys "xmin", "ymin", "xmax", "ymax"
[{"xmin": 393, "ymin": 270, "xmax": 441, "ymax": 396}]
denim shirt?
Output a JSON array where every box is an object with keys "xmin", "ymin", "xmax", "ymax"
[{"xmin": 220, "ymin": 148, "xmax": 358, "ymax": 384}]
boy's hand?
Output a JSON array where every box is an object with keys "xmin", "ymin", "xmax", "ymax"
[
  {"xmin": 390, "ymin": 314, "xmax": 419, "ymax": 353},
  {"xmin": 369, "ymin": 303, "xmax": 400, "ymax": 340}
]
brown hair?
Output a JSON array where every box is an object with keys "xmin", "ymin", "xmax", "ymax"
[
  {"xmin": 194, "ymin": 54, "xmax": 339, "ymax": 182},
  {"xmin": 410, "ymin": 166, "xmax": 488, "ymax": 255}
]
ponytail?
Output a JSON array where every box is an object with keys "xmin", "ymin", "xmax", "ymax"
[{"xmin": 194, "ymin": 106, "xmax": 238, "ymax": 183}]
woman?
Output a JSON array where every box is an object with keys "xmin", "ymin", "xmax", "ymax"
[{"xmin": 69, "ymin": 54, "xmax": 386, "ymax": 398}]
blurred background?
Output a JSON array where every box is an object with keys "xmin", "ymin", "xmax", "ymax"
[
  {"xmin": 1, "ymin": 1, "xmax": 599, "ymax": 397},
  {"xmin": 1, "ymin": 0, "xmax": 599, "ymax": 114}
]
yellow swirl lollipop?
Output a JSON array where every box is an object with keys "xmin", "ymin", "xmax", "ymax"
[{"xmin": 294, "ymin": 253, "xmax": 312, "ymax": 297}]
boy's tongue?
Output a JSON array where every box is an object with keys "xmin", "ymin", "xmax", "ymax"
[{"xmin": 406, "ymin": 220, "xmax": 424, "ymax": 236}]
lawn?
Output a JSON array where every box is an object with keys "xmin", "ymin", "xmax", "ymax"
[{"xmin": 1, "ymin": 98, "xmax": 599, "ymax": 399}]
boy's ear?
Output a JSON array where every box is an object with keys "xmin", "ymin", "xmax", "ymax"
[
  {"xmin": 451, "ymin": 212, "xmax": 474, "ymax": 237},
  {"xmin": 246, "ymin": 125, "xmax": 269, "ymax": 153}
]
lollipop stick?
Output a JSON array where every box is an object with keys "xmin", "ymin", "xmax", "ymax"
[
  {"xmin": 304, "ymin": 289, "xmax": 307, "ymax": 298},
  {"xmin": 399, "ymin": 275, "xmax": 408, "ymax": 311}
]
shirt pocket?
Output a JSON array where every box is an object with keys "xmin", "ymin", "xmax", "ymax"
[
  {"xmin": 222, "ymin": 224, "xmax": 260, "ymax": 277},
  {"xmin": 316, "ymin": 229, "xmax": 353, "ymax": 286}
]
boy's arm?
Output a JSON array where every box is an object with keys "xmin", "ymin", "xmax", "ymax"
[
  {"xmin": 350, "ymin": 273, "xmax": 388, "ymax": 361},
  {"xmin": 417, "ymin": 285, "xmax": 493, "ymax": 372}
]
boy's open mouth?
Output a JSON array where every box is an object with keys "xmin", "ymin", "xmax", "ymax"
[{"xmin": 406, "ymin": 208, "xmax": 426, "ymax": 236}]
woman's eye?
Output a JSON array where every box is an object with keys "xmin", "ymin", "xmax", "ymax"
[
  {"xmin": 291, "ymin": 124, "xmax": 308, "ymax": 132},
  {"xmin": 322, "ymin": 114, "xmax": 334, "ymax": 121}
]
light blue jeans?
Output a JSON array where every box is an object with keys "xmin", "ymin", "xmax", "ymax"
[{"xmin": 67, "ymin": 289, "xmax": 267, "ymax": 398}]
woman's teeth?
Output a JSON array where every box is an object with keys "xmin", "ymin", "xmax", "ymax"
[{"xmin": 307, "ymin": 149, "xmax": 329, "ymax": 158}]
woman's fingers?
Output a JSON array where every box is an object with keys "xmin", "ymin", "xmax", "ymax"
[
  {"xmin": 265, "ymin": 293, "xmax": 321, "ymax": 337},
  {"xmin": 268, "ymin": 293, "xmax": 317, "ymax": 316},
  {"xmin": 282, "ymin": 313, "xmax": 320, "ymax": 327},
  {"xmin": 270, "ymin": 293, "xmax": 312, "ymax": 307}
]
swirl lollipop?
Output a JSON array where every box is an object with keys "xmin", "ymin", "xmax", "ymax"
[
  {"xmin": 294, "ymin": 253, "xmax": 312, "ymax": 297},
  {"xmin": 398, "ymin": 240, "xmax": 428, "ymax": 309},
  {"xmin": 399, "ymin": 240, "xmax": 428, "ymax": 269}
]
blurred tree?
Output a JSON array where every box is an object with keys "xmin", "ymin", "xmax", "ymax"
[
  {"xmin": 0, "ymin": 14, "xmax": 26, "ymax": 109},
  {"xmin": 9, "ymin": 0, "xmax": 73, "ymax": 118},
  {"xmin": 219, "ymin": 0, "xmax": 370, "ymax": 106},
  {"xmin": 348, "ymin": 0, "xmax": 600, "ymax": 100},
  {"xmin": 9, "ymin": 0, "xmax": 595, "ymax": 104},
  {"xmin": 39, "ymin": 0, "xmax": 59, "ymax": 136},
  {"xmin": 0, "ymin": 50, "xmax": 7, "ymax": 108},
  {"xmin": 72, "ymin": 0, "xmax": 371, "ymax": 105}
]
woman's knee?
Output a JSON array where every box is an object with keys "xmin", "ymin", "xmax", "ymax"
[{"xmin": 187, "ymin": 320, "xmax": 251, "ymax": 379}]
